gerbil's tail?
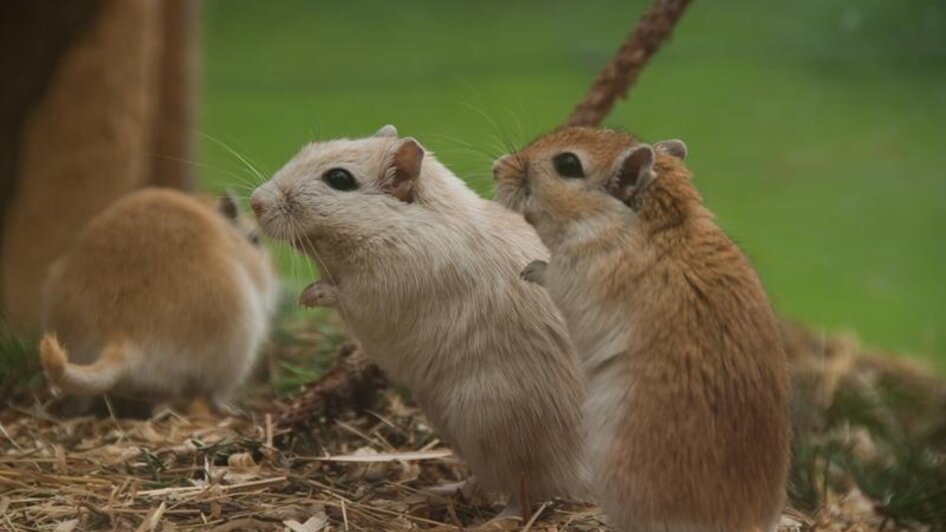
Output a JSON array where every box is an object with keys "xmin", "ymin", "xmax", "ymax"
[{"xmin": 39, "ymin": 334, "xmax": 127, "ymax": 396}]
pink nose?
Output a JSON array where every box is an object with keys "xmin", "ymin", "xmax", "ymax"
[{"xmin": 250, "ymin": 195, "xmax": 264, "ymax": 217}]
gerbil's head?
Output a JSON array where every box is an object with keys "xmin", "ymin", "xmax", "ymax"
[
  {"xmin": 191, "ymin": 190, "xmax": 266, "ymax": 247},
  {"xmin": 493, "ymin": 126, "xmax": 697, "ymax": 249},
  {"xmin": 194, "ymin": 191, "xmax": 265, "ymax": 247},
  {"xmin": 250, "ymin": 125, "xmax": 425, "ymax": 247}
]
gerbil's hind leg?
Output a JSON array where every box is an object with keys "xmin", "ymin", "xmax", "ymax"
[
  {"xmin": 298, "ymin": 280, "xmax": 338, "ymax": 308},
  {"xmin": 520, "ymin": 260, "xmax": 548, "ymax": 286},
  {"xmin": 47, "ymin": 395, "xmax": 96, "ymax": 418}
]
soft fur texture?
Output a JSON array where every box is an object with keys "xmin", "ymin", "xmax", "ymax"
[
  {"xmin": 251, "ymin": 126, "xmax": 588, "ymax": 509},
  {"xmin": 40, "ymin": 189, "xmax": 277, "ymax": 411},
  {"xmin": 494, "ymin": 127, "xmax": 792, "ymax": 532}
]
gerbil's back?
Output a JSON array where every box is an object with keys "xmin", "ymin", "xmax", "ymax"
[
  {"xmin": 44, "ymin": 189, "xmax": 247, "ymax": 349},
  {"xmin": 613, "ymin": 218, "xmax": 791, "ymax": 528}
]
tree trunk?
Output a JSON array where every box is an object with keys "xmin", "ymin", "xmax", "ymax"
[{"xmin": 0, "ymin": 0, "xmax": 196, "ymax": 331}]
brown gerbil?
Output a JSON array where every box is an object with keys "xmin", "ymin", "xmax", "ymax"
[
  {"xmin": 494, "ymin": 127, "xmax": 791, "ymax": 532},
  {"xmin": 39, "ymin": 189, "xmax": 277, "ymax": 414}
]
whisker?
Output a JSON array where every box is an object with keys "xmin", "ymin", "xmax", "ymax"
[
  {"xmin": 199, "ymin": 132, "xmax": 267, "ymax": 184},
  {"xmin": 285, "ymin": 219, "xmax": 302, "ymax": 293},
  {"xmin": 452, "ymin": 77, "xmax": 525, "ymax": 153},
  {"xmin": 292, "ymin": 222, "xmax": 354, "ymax": 324},
  {"xmin": 504, "ymin": 106, "xmax": 527, "ymax": 146},
  {"xmin": 424, "ymin": 134, "xmax": 503, "ymax": 161},
  {"xmin": 287, "ymin": 216, "xmax": 316, "ymax": 282},
  {"xmin": 456, "ymin": 101, "xmax": 521, "ymax": 157},
  {"xmin": 146, "ymin": 152, "xmax": 261, "ymax": 192}
]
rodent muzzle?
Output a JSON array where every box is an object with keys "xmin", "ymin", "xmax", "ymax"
[
  {"xmin": 492, "ymin": 154, "xmax": 522, "ymax": 183},
  {"xmin": 249, "ymin": 186, "xmax": 295, "ymax": 241},
  {"xmin": 250, "ymin": 195, "xmax": 264, "ymax": 216}
]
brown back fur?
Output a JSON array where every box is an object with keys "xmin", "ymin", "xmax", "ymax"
[{"xmin": 41, "ymin": 188, "xmax": 276, "ymax": 407}]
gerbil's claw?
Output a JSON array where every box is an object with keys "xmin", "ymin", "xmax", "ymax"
[
  {"xmin": 424, "ymin": 476, "xmax": 478, "ymax": 500},
  {"xmin": 209, "ymin": 397, "xmax": 245, "ymax": 418},
  {"xmin": 520, "ymin": 260, "xmax": 548, "ymax": 286},
  {"xmin": 484, "ymin": 501, "xmax": 524, "ymax": 527},
  {"xmin": 298, "ymin": 281, "xmax": 338, "ymax": 308}
]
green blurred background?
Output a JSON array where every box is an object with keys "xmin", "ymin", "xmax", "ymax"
[{"xmin": 199, "ymin": 0, "xmax": 946, "ymax": 369}]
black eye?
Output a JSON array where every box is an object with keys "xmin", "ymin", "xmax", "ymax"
[
  {"xmin": 552, "ymin": 152, "xmax": 584, "ymax": 178},
  {"xmin": 248, "ymin": 232, "xmax": 261, "ymax": 246},
  {"xmin": 322, "ymin": 168, "xmax": 358, "ymax": 191}
]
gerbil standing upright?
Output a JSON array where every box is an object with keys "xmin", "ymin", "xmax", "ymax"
[
  {"xmin": 494, "ymin": 127, "xmax": 791, "ymax": 532},
  {"xmin": 250, "ymin": 125, "xmax": 588, "ymax": 516}
]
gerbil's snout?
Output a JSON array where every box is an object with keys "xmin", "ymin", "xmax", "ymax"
[
  {"xmin": 492, "ymin": 154, "xmax": 522, "ymax": 183},
  {"xmin": 250, "ymin": 183, "xmax": 298, "ymax": 241},
  {"xmin": 250, "ymin": 185, "xmax": 294, "ymax": 217},
  {"xmin": 249, "ymin": 194, "xmax": 264, "ymax": 217},
  {"xmin": 493, "ymin": 153, "xmax": 533, "ymax": 214}
]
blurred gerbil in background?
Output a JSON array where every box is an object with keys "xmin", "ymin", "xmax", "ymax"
[{"xmin": 40, "ymin": 189, "xmax": 276, "ymax": 415}]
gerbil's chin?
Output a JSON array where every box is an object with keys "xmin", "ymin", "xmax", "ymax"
[
  {"xmin": 264, "ymin": 225, "xmax": 317, "ymax": 253},
  {"xmin": 256, "ymin": 213, "xmax": 299, "ymax": 244}
]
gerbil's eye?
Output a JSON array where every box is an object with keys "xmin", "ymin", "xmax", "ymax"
[
  {"xmin": 322, "ymin": 168, "xmax": 358, "ymax": 191},
  {"xmin": 552, "ymin": 152, "xmax": 584, "ymax": 178},
  {"xmin": 249, "ymin": 231, "xmax": 261, "ymax": 246}
]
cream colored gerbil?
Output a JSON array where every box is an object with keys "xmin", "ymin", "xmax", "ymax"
[
  {"xmin": 39, "ymin": 189, "xmax": 278, "ymax": 413},
  {"xmin": 494, "ymin": 127, "xmax": 791, "ymax": 532},
  {"xmin": 250, "ymin": 125, "xmax": 588, "ymax": 514}
]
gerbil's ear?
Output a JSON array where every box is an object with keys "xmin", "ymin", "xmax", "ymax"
[
  {"xmin": 383, "ymin": 138, "xmax": 424, "ymax": 203},
  {"xmin": 374, "ymin": 124, "xmax": 398, "ymax": 138},
  {"xmin": 654, "ymin": 139, "xmax": 687, "ymax": 160},
  {"xmin": 217, "ymin": 190, "xmax": 240, "ymax": 222},
  {"xmin": 608, "ymin": 144, "xmax": 656, "ymax": 206}
]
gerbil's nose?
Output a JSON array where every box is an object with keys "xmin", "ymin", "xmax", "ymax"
[{"xmin": 249, "ymin": 191, "xmax": 265, "ymax": 217}]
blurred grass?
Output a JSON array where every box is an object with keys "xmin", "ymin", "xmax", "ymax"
[
  {"xmin": 199, "ymin": 0, "xmax": 946, "ymax": 368},
  {"xmin": 266, "ymin": 305, "xmax": 348, "ymax": 396},
  {"xmin": 0, "ymin": 328, "xmax": 41, "ymax": 402}
]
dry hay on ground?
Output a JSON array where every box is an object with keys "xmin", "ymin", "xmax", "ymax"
[
  {"xmin": 0, "ymin": 320, "xmax": 944, "ymax": 531},
  {"xmin": 0, "ymin": 390, "xmax": 608, "ymax": 531}
]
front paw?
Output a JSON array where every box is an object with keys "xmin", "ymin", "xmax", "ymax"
[
  {"xmin": 298, "ymin": 281, "xmax": 338, "ymax": 308},
  {"xmin": 520, "ymin": 259, "xmax": 548, "ymax": 286}
]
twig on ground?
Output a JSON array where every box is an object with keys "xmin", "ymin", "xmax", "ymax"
[{"xmin": 275, "ymin": 344, "xmax": 387, "ymax": 430}]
